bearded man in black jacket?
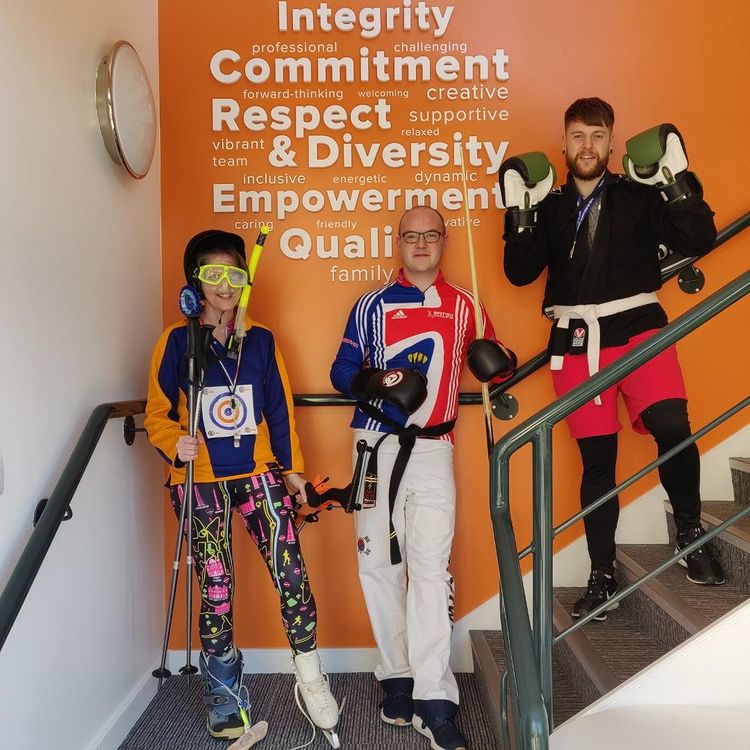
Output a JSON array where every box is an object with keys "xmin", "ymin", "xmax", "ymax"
[{"xmin": 501, "ymin": 97, "xmax": 724, "ymax": 622}]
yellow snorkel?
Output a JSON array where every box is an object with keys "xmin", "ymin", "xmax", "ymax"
[{"xmin": 227, "ymin": 225, "xmax": 269, "ymax": 358}]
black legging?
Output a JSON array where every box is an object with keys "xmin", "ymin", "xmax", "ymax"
[
  {"xmin": 577, "ymin": 398, "xmax": 701, "ymax": 573},
  {"xmin": 169, "ymin": 468, "xmax": 317, "ymax": 657}
]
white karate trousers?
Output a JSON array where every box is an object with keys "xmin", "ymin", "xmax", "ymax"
[{"xmin": 353, "ymin": 429, "xmax": 459, "ymax": 704}]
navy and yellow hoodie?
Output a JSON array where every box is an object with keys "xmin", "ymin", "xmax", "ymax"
[{"xmin": 145, "ymin": 316, "xmax": 303, "ymax": 485}]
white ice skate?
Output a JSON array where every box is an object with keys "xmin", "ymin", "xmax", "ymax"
[{"xmin": 292, "ymin": 650, "xmax": 341, "ymax": 749}]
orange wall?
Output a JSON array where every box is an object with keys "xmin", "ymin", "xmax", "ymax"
[{"xmin": 158, "ymin": 0, "xmax": 750, "ymax": 649}]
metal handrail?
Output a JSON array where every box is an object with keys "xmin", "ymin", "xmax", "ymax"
[
  {"xmin": 490, "ymin": 262, "xmax": 750, "ymax": 748},
  {"xmin": 0, "ymin": 400, "xmax": 145, "ymax": 653}
]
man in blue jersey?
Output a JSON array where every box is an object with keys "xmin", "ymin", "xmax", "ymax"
[{"xmin": 331, "ymin": 206, "xmax": 516, "ymax": 750}]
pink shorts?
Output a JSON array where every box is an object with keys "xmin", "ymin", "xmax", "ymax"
[{"xmin": 551, "ymin": 329, "xmax": 687, "ymax": 439}]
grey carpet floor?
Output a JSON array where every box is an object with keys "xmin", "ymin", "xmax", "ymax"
[{"xmin": 119, "ymin": 672, "xmax": 499, "ymax": 750}]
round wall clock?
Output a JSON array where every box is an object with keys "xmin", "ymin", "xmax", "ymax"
[{"xmin": 96, "ymin": 41, "xmax": 157, "ymax": 179}]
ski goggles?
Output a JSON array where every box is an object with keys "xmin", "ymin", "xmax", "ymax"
[{"xmin": 196, "ymin": 264, "xmax": 248, "ymax": 288}]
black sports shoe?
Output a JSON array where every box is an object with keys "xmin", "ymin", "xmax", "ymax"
[
  {"xmin": 413, "ymin": 714, "xmax": 468, "ymax": 750},
  {"xmin": 379, "ymin": 677, "xmax": 414, "ymax": 726},
  {"xmin": 675, "ymin": 526, "xmax": 725, "ymax": 585},
  {"xmin": 571, "ymin": 569, "xmax": 618, "ymax": 621},
  {"xmin": 413, "ymin": 700, "xmax": 468, "ymax": 750}
]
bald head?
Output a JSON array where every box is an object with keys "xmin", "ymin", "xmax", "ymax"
[{"xmin": 398, "ymin": 205, "xmax": 446, "ymax": 235}]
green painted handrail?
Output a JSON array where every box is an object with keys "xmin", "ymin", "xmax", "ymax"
[{"xmin": 490, "ymin": 257, "xmax": 750, "ymax": 747}]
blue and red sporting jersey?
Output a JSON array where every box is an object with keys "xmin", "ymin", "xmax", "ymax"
[{"xmin": 330, "ymin": 270, "xmax": 508, "ymax": 440}]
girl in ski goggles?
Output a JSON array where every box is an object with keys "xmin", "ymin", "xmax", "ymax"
[{"xmin": 196, "ymin": 264, "xmax": 248, "ymax": 288}]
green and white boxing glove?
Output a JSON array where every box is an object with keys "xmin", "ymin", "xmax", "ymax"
[
  {"xmin": 623, "ymin": 123, "xmax": 701, "ymax": 203},
  {"xmin": 499, "ymin": 152, "xmax": 556, "ymax": 233}
]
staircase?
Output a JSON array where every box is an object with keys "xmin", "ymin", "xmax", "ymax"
[{"xmin": 471, "ymin": 457, "xmax": 750, "ymax": 747}]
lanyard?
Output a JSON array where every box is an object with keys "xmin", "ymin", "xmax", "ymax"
[
  {"xmin": 570, "ymin": 174, "xmax": 606, "ymax": 259},
  {"xmin": 209, "ymin": 335, "xmax": 246, "ymax": 446},
  {"xmin": 212, "ymin": 338, "xmax": 243, "ymax": 395},
  {"xmin": 575, "ymin": 173, "xmax": 606, "ymax": 233}
]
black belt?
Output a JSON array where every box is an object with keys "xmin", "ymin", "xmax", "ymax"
[{"xmin": 357, "ymin": 402, "xmax": 455, "ymax": 565}]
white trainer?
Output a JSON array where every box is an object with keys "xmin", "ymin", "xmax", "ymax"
[{"xmin": 292, "ymin": 650, "xmax": 339, "ymax": 731}]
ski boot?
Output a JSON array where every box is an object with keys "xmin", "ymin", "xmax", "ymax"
[
  {"xmin": 292, "ymin": 650, "xmax": 341, "ymax": 748},
  {"xmin": 199, "ymin": 649, "xmax": 249, "ymax": 740}
]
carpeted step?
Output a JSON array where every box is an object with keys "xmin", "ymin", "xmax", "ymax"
[
  {"xmin": 471, "ymin": 628, "xmax": 591, "ymax": 746},
  {"xmin": 729, "ymin": 457, "xmax": 750, "ymax": 505},
  {"xmin": 551, "ymin": 595, "xmax": 618, "ymax": 709},
  {"xmin": 552, "ymin": 587, "xmax": 670, "ymax": 690},
  {"xmin": 617, "ymin": 543, "xmax": 749, "ymax": 653},
  {"xmin": 665, "ymin": 500, "xmax": 750, "ymax": 593}
]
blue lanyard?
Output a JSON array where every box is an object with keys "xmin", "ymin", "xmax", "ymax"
[
  {"xmin": 569, "ymin": 174, "xmax": 606, "ymax": 259},
  {"xmin": 575, "ymin": 173, "xmax": 607, "ymax": 235}
]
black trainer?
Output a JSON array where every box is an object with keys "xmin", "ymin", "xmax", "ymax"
[
  {"xmin": 379, "ymin": 677, "xmax": 414, "ymax": 726},
  {"xmin": 571, "ymin": 569, "xmax": 618, "ymax": 621},
  {"xmin": 675, "ymin": 525, "xmax": 725, "ymax": 585},
  {"xmin": 413, "ymin": 699, "xmax": 468, "ymax": 750}
]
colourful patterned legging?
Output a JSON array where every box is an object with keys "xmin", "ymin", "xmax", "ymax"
[{"xmin": 169, "ymin": 468, "xmax": 317, "ymax": 657}]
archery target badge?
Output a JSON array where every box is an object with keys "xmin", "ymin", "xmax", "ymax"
[{"xmin": 201, "ymin": 385, "xmax": 257, "ymax": 439}]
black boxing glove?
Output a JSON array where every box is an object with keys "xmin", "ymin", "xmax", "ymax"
[
  {"xmin": 351, "ymin": 367, "xmax": 428, "ymax": 415},
  {"xmin": 467, "ymin": 339, "xmax": 517, "ymax": 382}
]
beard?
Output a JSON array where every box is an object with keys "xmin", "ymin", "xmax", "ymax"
[{"xmin": 566, "ymin": 150, "xmax": 609, "ymax": 181}]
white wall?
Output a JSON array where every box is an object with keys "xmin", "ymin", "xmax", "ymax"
[
  {"xmin": 699, "ymin": 422, "xmax": 750, "ymax": 500},
  {"xmin": 0, "ymin": 2, "xmax": 164, "ymax": 749},
  {"xmin": 550, "ymin": 601, "xmax": 750, "ymax": 748},
  {"xmin": 569, "ymin": 599, "xmax": 750, "ymax": 714}
]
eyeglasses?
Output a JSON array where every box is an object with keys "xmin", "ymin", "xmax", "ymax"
[
  {"xmin": 196, "ymin": 264, "xmax": 248, "ymax": 288},
  {"xmin": 399, "ymin": 230, "xmax": 445, "ymax": 244}
]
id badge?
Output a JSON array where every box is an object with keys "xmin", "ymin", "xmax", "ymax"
[{"xmin": 201, "ymin": 384, "xmax": 257, "ymax": 439}]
